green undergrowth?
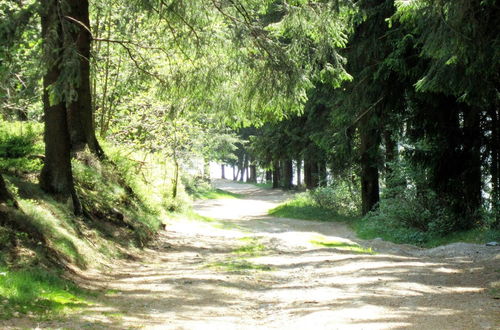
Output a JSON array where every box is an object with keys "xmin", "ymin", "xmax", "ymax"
[
  {"xmin": 0, "ymin": 121, "xmax": 185, "ymax": 320},
  {"xmin": 0, "ymin": 267, "xmax": 93, "ymax": 320},
  {"xmin": 269, "ymin": 193, "xmax": 355, "ymax": 222},
  {"xmin": 270, "ymin": 192, "xmax": 499, "ymax": 248},
  {"xmin": 0, "ymin": 120, "xmax": 44, "ymax": 175}
]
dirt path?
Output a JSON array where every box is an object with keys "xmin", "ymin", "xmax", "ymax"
[{"xmin": 3, "ymin": 180, "xmax": 499, "ymax": 329}]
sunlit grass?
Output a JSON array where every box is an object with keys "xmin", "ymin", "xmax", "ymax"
[
  {"xmin": 0, "ymin": 267, "xmax": 92, "ymax": 320},
  {"xmin": 269, "ymin": 193, "xmax": 356, "ymax": 222},
  {"xmin": 310, "ymin": 236, "xmax": 375, "ymax": 254},
  {"xmin": 233, "ymin": 237, "xmax": 266, "ymax": 256},
  {"xmin": 195, "ymin": 188, "xmax": 242, "ymax": 200}
]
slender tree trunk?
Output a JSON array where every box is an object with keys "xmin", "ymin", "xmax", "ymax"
[
  {"xmin": 66, "ymin": 0, "xmax": 104, "ymax": 158},
  {"xmin": 359, "ymin": 116, "xmax": 380, "ymax": 215},
  {"xmin": 232, "ymin": 166, "xmax": 236, "ymax": 181},
  {"xmin": 172, "ymin": 159, "xmax": 179, "ymax": 198},
  {"xmin": 304, "ymin": 160, "xmax": 312, "ymax": 189},
  {"xmin": 296, "ymin": 159, "xmax": 302, "ymax": 187},
  {"xmin": 40, "ymin": 0, "xmax": 81, "ymax": 215},
  {"xmin": 221, "ymin": 164, "xmax": 226, "ymax": 179},
  {"xmin": 272, "ymin": 160, "xmax": 280, "ymax": 189},
  {"xmin": 240, "ymin": 156, "xmax": 247, "ymax": 182},
  {"xmin": 318, "ymin": 162, "xmax": 327, "ymax": 187}
]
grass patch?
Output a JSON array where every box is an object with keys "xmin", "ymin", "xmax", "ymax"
[
  {"xmin": 355, "ymin": 217, "xmax": 500, "ymax": 248},
  {"xmin": 0, "ymin": 267, "xmax": 92, "ymax": 320},
  {"xmin": 233, "ymin": 237, "xmax": 266, "ymax": 257},
  {"xmin": 310, "ymin": 236, "xmax": 375, "ymax": 254},
  {"xmin": 269, "ymin": 193, "xmax": 356, "ymax": 222},
  {"xmin": 194, "ymin": 188, "xmax": 242, "ymax": 200},
  {"xmin": 270, "ymin": 192, "xmax": 500, "ymax": 248}
]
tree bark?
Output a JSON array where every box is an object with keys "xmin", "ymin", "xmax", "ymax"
[
  {"xmin": 221, "ymin": 164, "xmax": 226, "ymax": 179},
  {"xmin": 359, "ymin": 116, "xmax": 380, "ymax": 215},
  {"xmin": 296, "ymin": 159, "xmax": 302, "ymax": 187},
  {"xmin": 248, "ymin": 164, "xmax": 257, "ymax": 183},
  {"xmin": 272, "ymin": 160, "xmax": 280, "ymax": 189},
  {"xmin": 282, "ymin": 160, "xmax": 293, "ymax": 189},
  {"xmin": 40, "ymin": 0, "xmax": 81, "ymax": 215},
  {"xmin": 66, "ymin": 0, "xmax": 104, "ymax": 158}
]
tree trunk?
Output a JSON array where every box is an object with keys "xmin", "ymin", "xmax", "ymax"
[
  {"xmin": 66, "ymin": 0, "xmax": 104, "ymax": 158},
  {"xmin": 296, "ymin": 159, "xmax": 302, "ymax": 187},
  {"xmin": 240, "ymin": 156, "xmax": 247, "ymax": 182},
  {"xmin": 359, "ymin": 116, "xmax": 380, "ymax": 215},
  {"xmin": 282, "ymin": 160, "xmax": 293, "ymax": 189},
  {"xmin": 172, "ymin": 160, "xmax": 179, "ymax": 198},
  {"xmin": 272, "ymin": 160, "xmax": 280, "ymax": 189},
  {"xmin": 232, "ymin": 166, "xmax": 237, "ymax": 181},
  {"xmin": 221, "ymin": 164, "xmax": 226, "ymax": 179},
  {"xmin": 265, "ymin": 170, "xmax": 272, "ymax": 183},
  {"xmin": 248, "ymin": 165, "xmax": 257, "ymax": 183},
  {"xmin": 40, "ymin": 1, "xmax": 81, "ymax": 215}
]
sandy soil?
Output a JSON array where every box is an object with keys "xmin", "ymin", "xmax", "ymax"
[{"xmin": 2, "ymin": 180, "xmax": 499, "ymax": 329}]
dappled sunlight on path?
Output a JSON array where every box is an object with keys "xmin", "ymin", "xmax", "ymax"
[{"xmin": 2, "ymin": 180, "xmax": 498, "ymax": 329}]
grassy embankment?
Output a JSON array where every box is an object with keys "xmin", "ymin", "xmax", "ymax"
[
  {"xmin": 270, "ymin": 192, "xmax": 500, "ymax": 248},
  {"xmin": 0, "ymin": 120, "xmax": 190, "ymax": 320}
]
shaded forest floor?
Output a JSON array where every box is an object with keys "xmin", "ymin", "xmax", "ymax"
[{"xmin": 2, "ymin": 180, "xmax": 499, "ymax": 329}]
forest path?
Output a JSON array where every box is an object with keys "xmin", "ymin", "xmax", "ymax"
[{"xmin": 5, "ymin": 180, "xmax": 500, "ymax": 329}]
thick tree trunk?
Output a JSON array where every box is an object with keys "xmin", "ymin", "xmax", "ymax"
[
  {"xmin": 66, "ymin": 0, "xmax": 104, "ymax": 158},
  {"xmin": 40, "ymin": 1, "xmax": 81, "ymax": 215},
  {"xmin": 282, "ymin": 160, "xmax": 293, "ymax": 189},
  {"xmin": 359, "ymin": 116, "xmax": 380, "ymax": 215},
  {"xmin": 304, "ymin": 159, "xmax": 320, "ymax": 190},
  {"xmin": 248, "ymin": 165, "xmax": 257, "ymax": 183},
  {"xmin": 265, "ymin": 170, "xmax": 272, "ymax": 183}
]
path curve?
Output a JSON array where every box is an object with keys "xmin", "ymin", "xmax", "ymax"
[{"xmin": 2, "ymin": 180, "xmax": 499, "ymax": 329}]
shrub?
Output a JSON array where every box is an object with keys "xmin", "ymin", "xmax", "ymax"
[
  {"xmin": 310, "ymin": 180, "xmax": 361, "ymax": 216},
  {"xmin": 0, "ymin": 121, "xmax": 44, "ymax": 173}
]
